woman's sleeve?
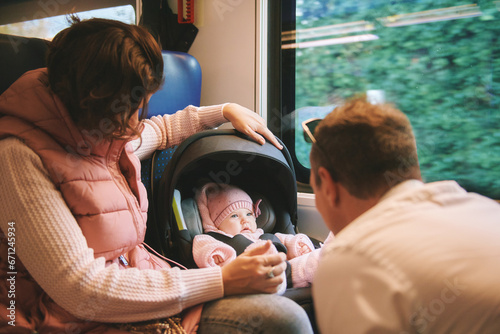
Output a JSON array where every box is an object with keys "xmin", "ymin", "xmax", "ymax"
[
  {"xmin": 0, "ymin": 138, "xmax": 224, "ymax": 323},
  {"xmin": 132, "ymin": 104, "xmax": 228, "ymax": 160}
]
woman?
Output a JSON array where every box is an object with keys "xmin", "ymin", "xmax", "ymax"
[{"xmin": 0, "ymin": 17, "xmax": 312, "ymax": 333}]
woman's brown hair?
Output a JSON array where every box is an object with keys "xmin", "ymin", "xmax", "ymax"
[{"xmin": 47, "ymin": 16, "xmax": 164, "ymax": 140}]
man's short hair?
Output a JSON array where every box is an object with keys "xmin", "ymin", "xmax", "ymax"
[{"xmin": 311, "ymin": 96, "xmax": 419, "ymax": 199}]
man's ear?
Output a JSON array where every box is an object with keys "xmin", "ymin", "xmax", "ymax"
[{"xmin": 317, "ymin": 166, "xmax": 340, "ymax": 206}]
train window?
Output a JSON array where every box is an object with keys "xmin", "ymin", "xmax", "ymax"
[
  {"xmin": 0, "ymin": 1, "xmax": 136, "ymax": 40},
  {"xmin": 268, "ymin": 0, "xmax": 500, "ymax": 199}
]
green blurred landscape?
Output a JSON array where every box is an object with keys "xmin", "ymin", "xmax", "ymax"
[{"xmin": 293, "ymin": 0, "xmax": 500, "ymax": 199}]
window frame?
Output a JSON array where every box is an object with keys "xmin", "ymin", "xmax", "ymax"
[
  {"xmin": 0, "ymin": 0, "xmax": 138, "ymax": 27},
  {"xmin": 267, "ymin": 0, "xmax": 312, "ymax": 189},
  {"xmin": 267, "ymin": 0, "xmax": 500, "ymax": 199}
]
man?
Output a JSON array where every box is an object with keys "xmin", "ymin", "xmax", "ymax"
[{"xmin": 308, "ymin": 97, "xmax": 500, "ymax": 333}]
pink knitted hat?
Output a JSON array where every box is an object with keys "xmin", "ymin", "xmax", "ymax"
[{"xmin": 196, "ymin": 183, "xmax": 261, "ymax": 233}]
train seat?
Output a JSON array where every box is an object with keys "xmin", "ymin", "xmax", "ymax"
[
  {"xmin": 0, "ymin": 34, "xmax": 202, "ymax": 115},
  {"xmin": 139, "ymin": 50, "xmax": 202, "ymax": 238},
  {"xmin": 0, "ymin": 34, "xmax": 49, "ymax": 95}
]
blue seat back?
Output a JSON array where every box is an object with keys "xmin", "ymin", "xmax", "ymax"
[
  {"xmin": 141, "ymin": 51, "xmax": 202, "ymax": 254},
  {"xmin": 147, "ymin": 50, "xmax": 202, "ymax": 116},
  {"xmin": 141, "ymin": 50, "xmax": 202, "ymax": 193}
]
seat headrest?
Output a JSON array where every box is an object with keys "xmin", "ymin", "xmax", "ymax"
[
  {"xmin": 180, "ymin": 192, "xmax": 276, "ymax": 240},
  {"xmin": 0, "ymin": 34, "xmax": 49, "ymax": 95},
  {"xmin": 251, "ymin": 193, "xmax": 276, "ymax": 233}
]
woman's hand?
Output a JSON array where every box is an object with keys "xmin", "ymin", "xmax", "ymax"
[
  {"xmin": 222, "ymin": 103, "xmax": 283, "ymax": 150},
  {"xmin": 221, "ymin": 240, "xmax": 287, "ymax": 295}
]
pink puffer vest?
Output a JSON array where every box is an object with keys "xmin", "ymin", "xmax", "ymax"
[
  {"xmin": 0, "ymin": 68, "xmax": 166, "ymax": 269},
  {"xmin": 0, "ymin": 68, "xmax": 201, "ymax": 333}
]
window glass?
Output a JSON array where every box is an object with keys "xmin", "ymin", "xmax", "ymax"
[
  {"xmin": 0, "ymin": 5, "xmax": 135, "ymax": 40},
  {"xmin": 283, "ymin": 0, "xmax": 500, "ymax": 199}
]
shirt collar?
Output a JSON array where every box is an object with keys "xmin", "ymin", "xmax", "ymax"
[{"xmin": 379, "ymin": 179, "xmax": 425, "ymax": 203}]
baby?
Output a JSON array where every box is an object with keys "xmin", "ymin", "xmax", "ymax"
[{"xmin": 192, "ymin": 182, "xmax": 315, "ymax": 288}]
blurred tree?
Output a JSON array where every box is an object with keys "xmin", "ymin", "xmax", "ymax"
[{"xmin": 293, "ymin": 0, "xmax": 500, "ymax": 199}]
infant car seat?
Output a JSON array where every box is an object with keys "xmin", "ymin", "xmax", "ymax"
[
  {"xmin": 146, "ymin": 127, "xmax": 298, "ymax": 268},
  {"xmin": 148, "ymin": 128, "xmax": 320, "ymax": 333}
]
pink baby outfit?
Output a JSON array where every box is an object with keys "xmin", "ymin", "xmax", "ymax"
[
  {"xmin": 192, "ymin": 183, "xmax": 316, "ymax": 287},
  {"xmin": 0, "ymin": 69, "xmax": 205, "ymax": 333}
]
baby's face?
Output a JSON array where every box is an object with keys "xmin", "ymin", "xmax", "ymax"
[{"xmin": 218, "ymin": 208, "xmax": 257, "ymax": 236}]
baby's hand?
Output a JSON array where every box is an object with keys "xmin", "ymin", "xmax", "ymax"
[
  {"xmin": 299, "ymin": 241, "xmax": 313, "ymax": 255},
  {"xmin": 286, "ymin": 233, "xmax": 315, "ymax": 259},
  {"xmin": 193, "ymin": 235, "xmax": 237, "ymax": 268},
  {"xmin": 213, "ymin": 254, "xmax": 224, "ymax": 266}
]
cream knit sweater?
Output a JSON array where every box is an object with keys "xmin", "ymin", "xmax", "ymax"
[{"xmin": 0, "ymin": 105, "xmax": 229, "ymax": 323}]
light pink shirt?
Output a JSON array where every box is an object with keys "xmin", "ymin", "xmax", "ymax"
[{"xmin": 314, "ymin": 180, "xmax": 500, "ymax": 334}]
